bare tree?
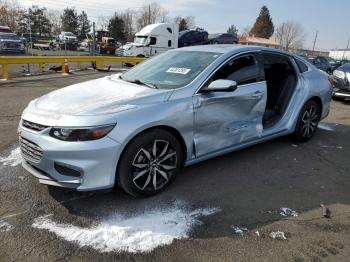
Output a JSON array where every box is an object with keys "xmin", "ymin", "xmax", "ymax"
[
  {"xmin": 48, "ymin": 9, "xmax": 62, "ymax": 35},
  {"xmin": 120, "ymin": 9, "xmax": 135, "ymax": 42},
  {"xmin": 174, "ymin": 16, "xmax": 195, "ymax": 30},
  {"xmin": 136, "ymin": 2, "xmax": 169, "ymax": 30},
  {"xmin": 0, "ymin": 0, "xmax": 24, "ymax": 31},
  {"xmin": 275, "ymin": 20, "xmax": 305, "ymax": 50},
  {"xmin": 97, "ymin": 15, "xmax": 109, "ymax": 31},
  {"xmin": 240, "ymin": 25, "xmax": 251, "ymax": 37}
]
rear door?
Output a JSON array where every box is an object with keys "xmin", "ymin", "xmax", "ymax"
[{"xmin": 193, "ymin": 53, "xmax": 267, "ymax": 157}]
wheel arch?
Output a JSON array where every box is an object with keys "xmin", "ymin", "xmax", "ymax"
[
  {"xmin": 308, "ymin": 96, "xmax": 323, "ymax": 115},
  {"xmin": 116, "ymin": 125, "xmax": 188, "ymax": 175}
]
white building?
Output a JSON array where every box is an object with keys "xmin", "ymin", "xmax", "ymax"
[{"xmin": 329, "ymin": 49, "xmax": 350, "ymax": 60}]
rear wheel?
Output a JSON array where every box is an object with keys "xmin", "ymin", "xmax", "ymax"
[
  {"xmin": 117, "ymin": 129, "xmax": 182, "ymax": 197},
  {"xmin": 293, "ymin": 100, "xmax": 321, "ymax": 142}
]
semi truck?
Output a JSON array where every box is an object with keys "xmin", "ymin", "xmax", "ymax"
[{"xmin": 117, "ymin": 23, "xmax": 179, "ymax": 57}]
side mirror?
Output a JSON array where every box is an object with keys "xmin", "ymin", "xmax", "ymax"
[{"xmin": 202, "ymin": 79, "xmax": 238, "ymax": 92}]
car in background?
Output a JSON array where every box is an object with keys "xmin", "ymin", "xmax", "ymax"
[
  {"xmin": 208, "ymin": 33, "xmax": 238, "ymax": 44},
  {"xmin": 0, "ymin": 26, "xmax": 12, "ymax": 33},
  {"xmin": 0, "ymin": 33, "xmax": 25, "ymax": 53},
  {"xmin": 178, "ymin": 28, "xmax": 208, "ymax": 47},
  {"xmin": 327, "ymin": 58, "xmax": 344, "ymax": 71},
  {"xmin": 332, "ymin": 62, "xmax": 350, "ymax": 100},
  {"xmin": 306, "ymin": 56, "xmax": 332, "ymax": 74},
  {"xmin": 58, "ymin": 32, "xmax": 78, "ymax": 50},
  {"xmin": 19, "ymin": 45, "xmax": 332, "ymax": 196}
]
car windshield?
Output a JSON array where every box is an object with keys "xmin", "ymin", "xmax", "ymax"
[
  {"xmin": 65, "ymin": 32, "xmax": 74, "ymax": 36},
  {"xmin": 134, "ymin": 36, "xmax": 148, "ymax": 44},
  {"xmin": 339, "ymin": 63, "xmax": 350, "ymax": 71},
  {"xmin": 0, "ymin": 34, "xmax": 20, "ymax": 40},
  {"xmin": 121, "ymin": 51, "xmax": 222, "ymax": 89}
]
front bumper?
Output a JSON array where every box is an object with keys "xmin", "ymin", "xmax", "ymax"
[{"xmin": 19, "ymin": 124, "xmax": 122, "ymax": 191}]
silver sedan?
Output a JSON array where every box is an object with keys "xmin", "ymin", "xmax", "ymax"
[{"xmin": 19, "ymin": 45, "xmax": 333, "ymax": 196}]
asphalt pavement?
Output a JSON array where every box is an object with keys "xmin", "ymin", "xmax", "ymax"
[{"xmin": 0, "ymin": 72, "xmax": 350, "ymax": 261}]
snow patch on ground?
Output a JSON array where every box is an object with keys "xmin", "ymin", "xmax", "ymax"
[
  {"xmin": 231, "ymin": 226, "xmax": 248, "ymax": 235},
  {"xmin": 270, "ymin": 231, "xmax": 287, "ymax": 240},
  {"xmin": 0, "ymin": 219, "xmax": 14, "ymax": 232},
  {"xmin": 279, "ymin": 207, "xmax": 298, "ymax": 217},
  {"xmin": 318, "ymin": 123, "xmax": 335, "ymax": 131},
  {"xmin": 32, "ymin": 203, "xmax": 220, "ymax": 253},
  {"xmin": 0, "ymin": 147, "xmax": 21, "ymax": 167}
]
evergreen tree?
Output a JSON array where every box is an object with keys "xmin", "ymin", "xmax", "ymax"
[
  {"xmin": 179, "ymin": 18, "xmax": 188, "ymax": 31},
  {"xmin": 249, "ymin": 6, "xmax": 274, "ymax": 38},
  {"xmin": 77, "ymin": 11, "xmax": 91, "ymax": 39},
  {"xmin": 227, "ymin": 24, "xmax": 238, "ymax": 36},
  {"xmin": 108, "ymin": 13, "xmax": 126, "ymax": 42},
  {"xmin": 61, "ymin": 8, "xmax": 79, "ymax": 34},
  {"xmin": 18, "ymin": 6, "xmax": 51, "ymax": 36}
]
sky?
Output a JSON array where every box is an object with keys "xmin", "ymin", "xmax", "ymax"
[{"xmin": 19, "ymin": 0, "xmax": 350, "ymax": 50}]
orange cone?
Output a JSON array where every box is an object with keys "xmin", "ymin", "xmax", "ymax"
[{"xmin": 62, "ymin": 59, "xmax": 70, "ymax": 75}]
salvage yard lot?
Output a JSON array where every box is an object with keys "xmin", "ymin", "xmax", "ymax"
[{"xmin": 1, "ymin": 72, "xmax": 350, "ymax": 261}]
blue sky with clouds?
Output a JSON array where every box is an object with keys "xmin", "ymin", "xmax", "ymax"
[{"xmin": 21, "ymin": 0, "xmax": 350, "ymax": 50}]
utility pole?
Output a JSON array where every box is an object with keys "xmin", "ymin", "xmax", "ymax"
[
  {"xmin": 342, "ymin": 37, "xmax": 350, "ymax": 60},
  {"xmin": 312, "ymin": 31, "xmax": 318, "ymax": 54},
  {"xmin": 92, "ymin": 22, "xmax": 96, "ymax": 56},
  {"xmin": 148, "ymin": 4, "xmax": 151, "ymax": 24}
]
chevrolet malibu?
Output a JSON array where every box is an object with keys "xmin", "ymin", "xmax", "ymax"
[{"xmin": 19, "ymin": 45, "xmax": 333, "ymax": 197}]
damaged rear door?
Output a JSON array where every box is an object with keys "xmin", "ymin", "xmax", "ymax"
[{"xmin": 193, "ymin": 53, "xmax": 267, "ymax": 157}]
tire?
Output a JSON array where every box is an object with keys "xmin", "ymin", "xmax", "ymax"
[
  {"xmin": 117, "ymin": 129, "xmax": 183, "ymax": 197},
  {"xmin": 293, "ymin": 100, "xmax": 321, "ymax": 142},
  {"xmin": 110, "ymin": 50, "xmax": 115, "ymax": 55}
]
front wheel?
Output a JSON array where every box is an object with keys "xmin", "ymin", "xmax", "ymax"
[
  {"xmin": 293, "ymin": 100, "xmax": 321, "ymax": 142},
  {"xmin": 117, "ymin": 129, "xmax": 183, "ymax": 197}
]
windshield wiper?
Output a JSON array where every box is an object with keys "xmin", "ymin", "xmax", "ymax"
[{"xmin": 131, "ymin": 79, "xmax": 158, "ymax": 89}]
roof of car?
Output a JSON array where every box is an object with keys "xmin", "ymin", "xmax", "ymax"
[{"xmin": 175, "ymin": 44, "xmax": 293, "ymax": 56}]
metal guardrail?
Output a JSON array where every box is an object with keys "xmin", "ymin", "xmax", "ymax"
[{"xmin": 0, "ymin": 56, "xmax": 145, "ymax": 80}]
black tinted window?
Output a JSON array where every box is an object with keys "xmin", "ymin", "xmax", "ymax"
[
  {"xmin": 295, "ymin": 59, "xmax": 308, "ymax": 73},
  {"xmin": 149, "ymin": 37, "xmax": 157, "ymax": 45},
  {"xmin": 212, "ymin": 55, "xmax": 259, "ymax": 85}
]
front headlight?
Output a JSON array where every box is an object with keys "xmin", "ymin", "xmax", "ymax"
[
  {"xmin": 333, "ymin": 70, "xmax": 345, "ymax": 79},
  {"xmin": 49, "ymin": 124, "xmax": 115, "ymax": 141}
]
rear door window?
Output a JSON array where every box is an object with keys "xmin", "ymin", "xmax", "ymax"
[{"xmin": 295, "ymin": 59, "xmax": 309, "ymax": 73}]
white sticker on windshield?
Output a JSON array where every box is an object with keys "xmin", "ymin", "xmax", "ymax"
[{"xmin": 166, "ymin": 67, "xmax": 191, "ymax": 74}]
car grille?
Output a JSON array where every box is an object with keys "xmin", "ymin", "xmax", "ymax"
[
  {"xmin": 22, "ymin": 120, "xmax": 48, "ymax": 132},
  {"xmin": 4, "ymin": 43, "xmax": 19, "ymax": 48},
  {"xmin": 19, "ymin": 137, "xmax": 43, "ymax": 163}
]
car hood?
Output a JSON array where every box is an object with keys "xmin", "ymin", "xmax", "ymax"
[{"xmin": 32, "ymin": 74, "xmax": 172, "ymax": 116}]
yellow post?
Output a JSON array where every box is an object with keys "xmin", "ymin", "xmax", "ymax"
[
  {"xmin": 95, "ymin": 60, "xmax": 103, "ymax": 70},
  {"xmin": 38, "ymin": 63, "xmax": 44, "ymax": 73},
  {"xmin": 2, "ymin": 64, "xmax": 9, "ymax": 80}
]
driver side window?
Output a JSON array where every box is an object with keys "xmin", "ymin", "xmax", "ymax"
[{"xmin": 210, "ymin": 55, "xmax": 260, "ymax": 86}]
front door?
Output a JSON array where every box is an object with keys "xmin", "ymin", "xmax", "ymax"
[{"xmin": 193, "ymin": 53, "xmax": 267, "ymax": 157}]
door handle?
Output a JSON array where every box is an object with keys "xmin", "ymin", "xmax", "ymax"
[{"xmin": 251, "ymin": 91, "xmax": 263, "ymax": 98}]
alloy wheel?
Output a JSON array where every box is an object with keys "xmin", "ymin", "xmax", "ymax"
[
  {"xmin": 131, "ymin": 140, "xmax": 177, "ymax": 192},
  {"xmin": 301, "ymin": 105, "xmax": 319, "ymax": 138}
]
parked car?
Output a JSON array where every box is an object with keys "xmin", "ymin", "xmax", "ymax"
[
  {"xmin": 0, "ymin": 33, "xmax": 25, "ymax": 53},
  {"xmin": 306, "ymin": 56, "xmax": 332, "ymax": 73},
  {"xmin": 19, "ymin": 46, "xmax": 332, "ymax": 196},
  {"xmin": 332, "ymin": 62, "xmax": 350, "ymax": 100},
  {"xmin": 178, "ymin": 28, "xmax": 208, "ymax": 47},
  {"xmin": 58, "ymin": 31, "xmax": 78, "ymax": 50},
  {"xmin": 19, "ymin": 33, "xmax": 38, "ymax": 46},
  {"xmin": 327, "ymin": 58, "xmax": 343, "ymax": 71},
  {"xmin": 208, "ymin": 33, "xmax": 238, "ymax": 44}
]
